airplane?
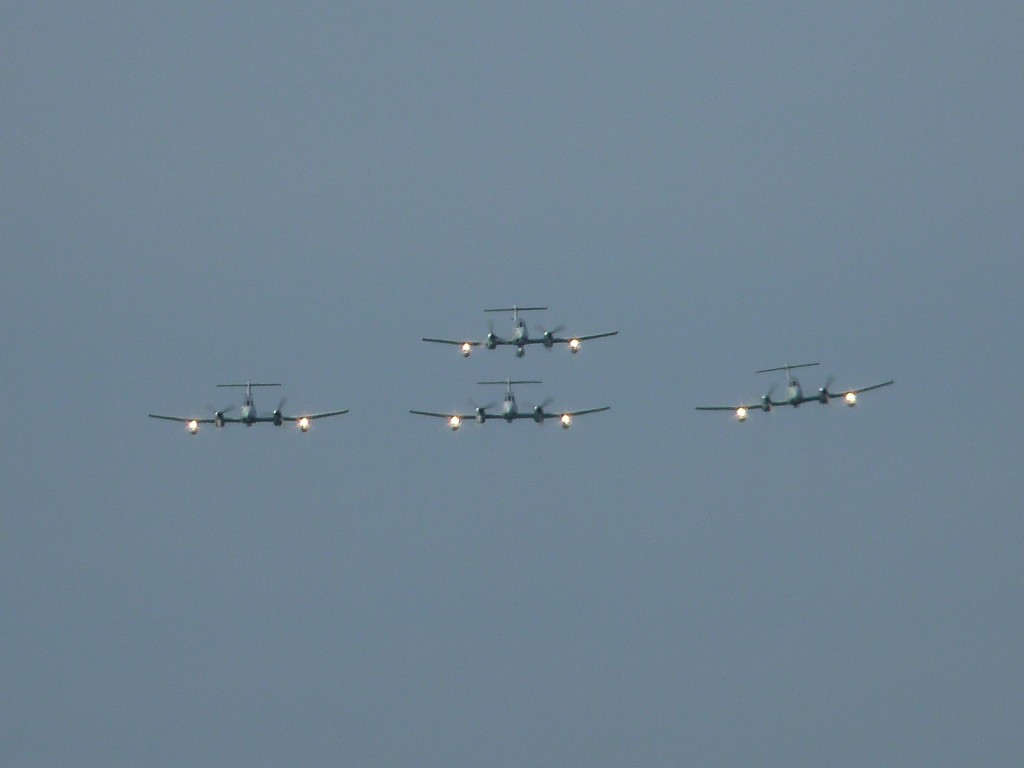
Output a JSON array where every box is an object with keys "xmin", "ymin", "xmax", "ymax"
[
  {"xmin": 695, "ymin": 362, "xmax": 894, "ymax": 422},
  {"xmin": 149, "ymin": 381, "xmax": 349, "ymax": 435},
  {"xmin": 422, "ymin": 305, "xmax": 618, "ymax": 358},
  {"xmin": 410, "ymin": 378, "xmax": 610, "ymax": 430}
]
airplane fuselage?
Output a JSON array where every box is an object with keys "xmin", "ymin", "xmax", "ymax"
[
  {"xmin": 510, "ymin": 319, "xmax": 528, "ymax": 344},
  {"xmin": 510, "ymin": 320, "xmax": 528, "ymax": 356},
  {"xmin": 785, "ymin": 380, "xmax": 803, "ymax": 407},
  {"xmin": 502, "ymin": 396, "xmax": 518, "ymax": 421},
  {"xmin": 241, "ymin": 396, "xmax": 258, "ymax": 425},
  {"xmin": 777, "ymin": 377, "xmax": 829, "ymax": 407}
]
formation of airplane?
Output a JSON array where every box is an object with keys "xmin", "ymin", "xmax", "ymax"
[
  {"xmin": 410, "ymin": 379, "xmax": 610, "ymax": 430},
  {"xmin": 423, "ymin": 305, "xmax": 618, "ymax": 358},
  {"xmin": 148, "ymin": 307, "xmax": 892, "ymax": 437},
  {"xmin": 696, "ymin": 362, "xmax": 894, "ymax": 421},
  {"xmin": 148, "ymin": 381, "xmax": 349, "ymax": 435}
]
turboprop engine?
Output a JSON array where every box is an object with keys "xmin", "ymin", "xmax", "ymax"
[{"xmin": 815, "ymin": 376, "xmax": 835, "ymax": 404}]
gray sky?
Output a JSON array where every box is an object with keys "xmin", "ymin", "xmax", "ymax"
[{"xmin": 3, "ymin": 3, "xmax": 1022, "ymax": 766}]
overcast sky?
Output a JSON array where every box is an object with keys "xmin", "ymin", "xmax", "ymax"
[{"xmin": 3, "ymin": 3, "xmax": 1022, "ymax": 766}]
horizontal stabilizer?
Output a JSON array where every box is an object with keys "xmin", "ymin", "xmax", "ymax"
[
  {"xmin": 484, "ymin": 305, "xmax": 547, "ymax": 313},
  {"xmin": 755, "ymin": 362, "xmax": 819, "ymax": 375}
]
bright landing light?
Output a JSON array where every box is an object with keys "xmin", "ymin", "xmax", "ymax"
[
  {"xmin": 568, "ymin": 338, "xmax": 582, "ymax": 353},
  {"xmin": 298, "ymin": 416, "xmax": 311, "ymax": 431},
  {"xmin": 845, "ymin": 392, "xmax": 857, "ymax": 406},
  {"xmin": 735, "ymin": 407, "xmax": 748, "ymax": 422},
  {"xmin": 560, "ymin": 413, "xmax": 573, "ymax": 428},
  {"xmin": 448, "ymin": 415, "xmax": 461, "ymax": 430},
  {"xmin": 187, "ymin": 419, "xmax": 199, "ymax": 434},
  {"xmin": 461, "ymin": 342, "xmax": 472, "ymax": 356}
]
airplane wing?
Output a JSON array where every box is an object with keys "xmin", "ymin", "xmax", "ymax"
[
  {"xmin": 422, "ymin": 338, "xmax": 482, "ymax": 347},
  {"xmin": 695, "ymin": 404, "xmax": 762, "ymax": 412},
  {"xmin": 288, "ymin": 409, "xmax": 349, "ymax": 421},
  {"xmin": 148, "ymin": 414, "xmax": 216, "ymax": 423},
  {"xmin": 518, "ymin": 337, "xmax": 596, "ymax": 346},
  {"xmin": 410, "ymin": 410, "xmax": 490, "ymax": 426},
  {"xmin": 827, "ymin": 380, "xmax": 895, "ymax": 398},
  {"xmin": 552, "ymin": 331, "xmax": 619, "ymax": 343},
  {"xmin": 410, "ymin": 409, "xmax": 473, "ymax": 419},
  {"xmin": 545, "ymin": 406, "xmax": 611, "ymax": 418},
  {"xmin": 250, "ymin": 410, "xmax": 349, "ymax": 424}
]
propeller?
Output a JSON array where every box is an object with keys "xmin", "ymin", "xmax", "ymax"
[
  {"xmin": 818, "ymin": 375, "xmax": 835, "ymax": 403},
  {"xmin": 468, "ymin": 398, "xmax": 495, "ymax": 423},
  {"xmin": 538, "ymin": 324, "xmax": 565, "ymax": 347},
  {"xmin": 273, "ymin": 396, "xmax": 287, "ymax": 425},
  {"xmin": 531, "ymin": 396, "xmax": 554, "ymax": 422},
  {"xmin": 206, "ymin": 403, "xmax": 235, "ymax": 427},
  {"xmin": 485, "ymin": 319, "xmax": 500, "ymax": 348}
]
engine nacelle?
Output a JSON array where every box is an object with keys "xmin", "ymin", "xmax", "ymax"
[
  {"xmin": 214, "ymin": 412, "xmax": 225, "ymax": 428},
  {"xmin": 560, "ymin": 413, "xmax": 573, "ymax": 429},
  {"xmin": 817, "ymin": 388, "xmax": 830, "ymax": 404},
  {"xmin": 515, "ymin": 345, "xmax": 525, "ymax": 358},
  {"xmin": 475, "ymin": 409, "xmax": 486, "ymax": 424},
  {"xmin": 760, "ymin": 396, "xmax": 772, "ymax": 412},
  {"xmin": 461, "ymin": 342, "xmax": 472, "ymax": 357},
  {"xmin": 273, "ymin": 411, "xmax": 284, "ymax": 426},
  {"xmin": 533, "ymin": 407, "xmax": 545, "ymax": 424},
  {"xmin": 485, "ymin": 333, "xmax": 497, "ymax": 350},
  {"xmin": 543, "ymin": 332, "xmax": 555, "ymax": 348}
]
